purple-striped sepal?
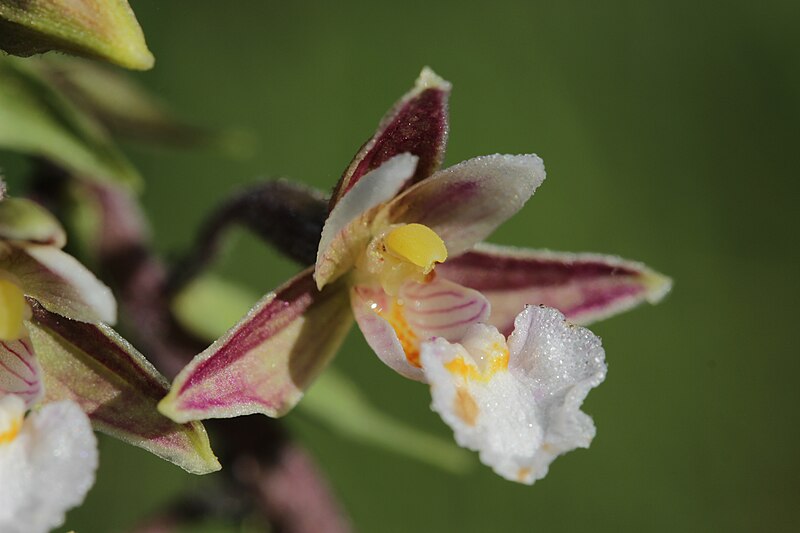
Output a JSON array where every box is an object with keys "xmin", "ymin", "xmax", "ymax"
[
  {"xmin": 438, "ymin": 243, "xmax": 672, "ymax": 334},
  {"xmin": 159, "ymin": 266, "xmax": 353, "ymax": 422},
  {"xmin": 27, "ymin": 302, "xmax": 220, "ymax": 475},
  {"xmin": 329, "ymin": 67, "xmax": 451, "ymax": 210}
]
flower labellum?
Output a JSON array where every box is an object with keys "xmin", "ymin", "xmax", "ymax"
[
  {"xmin": 0, "ymin": 394, "xmax": 98, "ymax": 533},
  {"xmin": 421, "ymin": 306, "xmax": 606, "ymax": 484}
]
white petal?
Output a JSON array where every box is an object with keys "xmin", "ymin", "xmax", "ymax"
[
  {"xmin": 421, "ymin": 305, "xmax": 606, "ymax": 484},
  {"xmin": 1, "ymin": 245, "xmax": 117, "ymax": 324},
  {"xmin": 315, "ymin": 153, "xmax": 418, "ymax": 289},
  {"xmin": 0, "ymin": 400, "xmax": 98, "ymax": 533},
  {"xmin": 375, "ymin": 154, "xmax": 546, "ymax": 258}
]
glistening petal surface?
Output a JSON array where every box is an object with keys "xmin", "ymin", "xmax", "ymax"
[
  {"xmin": 439, "ymin": 243, "xmax": 672, "ymax": 333},
  {"xmin": 376, "ymin": 154, "xmax": 546, "ymax": 258},
  {"xmin": 27, "ymin": 304, "xmax": 220, "ymax": 474},
  {"xmin": 160, "ymin": 267, "xmax": 353, "ymax": 422},
  {"xmin": 0, "ymin": 399, "xmax": 98, "ymax": 533},
  {"xmin": 421, "ymin": 305, "xmax": 606, "ymax": 484}
]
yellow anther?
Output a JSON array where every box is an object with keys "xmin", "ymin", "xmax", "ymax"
[
  {"xmin": 384, "ymin": 223, "xmax": 448, "ymax": 273},
  {"xmin": 0, "ymin": 278, "xmax": 27, "ymax": 341},
  {"xmin": 0, "ymin": 395, "xmax": 25, "ymax": 445}
]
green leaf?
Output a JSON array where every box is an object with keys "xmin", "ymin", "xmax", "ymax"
[
  {"xmin": 0, "ymin": 0, "xmax": 153, "ymax": 70},
  {"xmin": 28, "ymin": 302, "xmax": 221, "ymax": 475},
  {"xmin": 172, "ymin": 274, "xmax": 472, "ymax": 473},
  {"xmin": 0, "ymin": 58, "xmax": 142, "ymax": 190}
]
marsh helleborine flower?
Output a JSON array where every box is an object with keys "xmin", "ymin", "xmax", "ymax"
[
  {"xmin": 0, "ymin": 188, "xmax": 219, "ymax": 476},
  {"xmin": 160, "ymin": 68, "xmax": 671, "ymax": 484}
]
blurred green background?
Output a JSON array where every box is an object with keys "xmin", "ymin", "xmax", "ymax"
[{"xmin": 6, "ymin": 0, "xmax": 800, "ymax": 531}]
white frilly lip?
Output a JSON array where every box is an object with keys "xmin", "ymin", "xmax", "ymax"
[
  {"xmin": 0, "ymin": 396, "xmax": 98, "ymax": 533},
  {"xmin": 420, "ymin": 305, "xmax": 606, "ymax": 484}
]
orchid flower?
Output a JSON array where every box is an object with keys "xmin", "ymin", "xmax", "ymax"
[
  {"xmin": 159, "ymin": 68, "xmax": 670, "ymax": 482},
  {"xmin": 0, "ymin": 187, "xmax": 219, "ymax": 474},
  {"xmin": 0, "ymin": 394, "xmax": 97, "ymax": 533}
]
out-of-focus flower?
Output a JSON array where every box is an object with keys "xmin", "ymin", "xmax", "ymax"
[
  {"xmin": 0, "ymin": 394, "xmax": 98, "ymax": 533},
  {"xmin": 159, "ymin": 69, "xmax": 670, "ymax": 483},
  {"xmin": 0, "ymin": 186, "xmax": 220, "ymax": 474},
  {"xmin": 0, "ymin": 194, "xmax": 114, "ymax": 406},
  {"xmin": 0, "ymin": 0, "xmax": 154, "ymax": 70}
]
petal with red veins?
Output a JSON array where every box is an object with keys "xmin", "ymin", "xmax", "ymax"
[
  {"xmin": 315, "ymin": 153, "xmax": 418, "ymax": 290},
  {"xmin": 27, "ymin": 303, "xmax": 220, "ymax": 475},
  {"xmin": 0, "ymin": 245, "xmax": 116, "ymax": 324},
  {"xmin": 351, "ymin": 276, "xmax": 490, "ymax": 382},
  {"xmin": 0, "ymin": 337, "xmax": 42, "ymax": 408},
  {"xmin": 329, "ymin": 67, "xmax": 451, "ymax": 209},
  {"xmin": 376, "ymin": 154, "xmax": 545, "ymax": 258},
  {"xmin": 439, "ymin": 243, "xmax": 672, "ymax": 333},
  {"xmin": 160, "ymin": 266, "xmax": 353, "ymax": 422}
]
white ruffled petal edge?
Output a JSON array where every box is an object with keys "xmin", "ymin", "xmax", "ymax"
[
  {"xmin": 0, "ymin": 396, "xmax": 98, "ymax": 533},
  {"xmin": 420, "ymin": 305, "xmax": 606, "ymax": 484}
]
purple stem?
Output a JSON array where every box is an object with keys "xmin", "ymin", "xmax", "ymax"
[{"xmin": 166, "ymin": 180, "xmax": 327, "ymax": 295}]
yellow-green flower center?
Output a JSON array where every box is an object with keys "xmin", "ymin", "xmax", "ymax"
[
  {"xmin": 384, "ymin": 223, "xmax": 448, "ymax": 273},
  {"xmin": 359, "ymin": 223, "xmax": 449, "ymax": 295}
]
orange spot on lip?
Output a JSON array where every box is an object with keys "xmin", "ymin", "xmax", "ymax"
[
  {"xmin": 444, "ymin": 343, "xmax": 509, "ymax": 382},
  {"xmin": 517, "ymin": 467, "xmax": 532, "ymax": 482},
  {"xmin": 454, "ymin": 387, "xmax": 479, "ymax": 426},
  {"xmin": 378, "ymin": 298, "xmax": 421, "ymax": 367},
  {"xmin": 0, "ymin": 418, "xmax": 21, "ymax": 444}
]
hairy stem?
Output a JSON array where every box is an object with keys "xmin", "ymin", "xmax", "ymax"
[{"xmin": 166, "ymin": 180, "xmax": 328, "ymax": 295}]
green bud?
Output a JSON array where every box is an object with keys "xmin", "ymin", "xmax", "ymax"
[{"xmin": 0, "ymin": 0, "xmax": 154, "ymax": 70}]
